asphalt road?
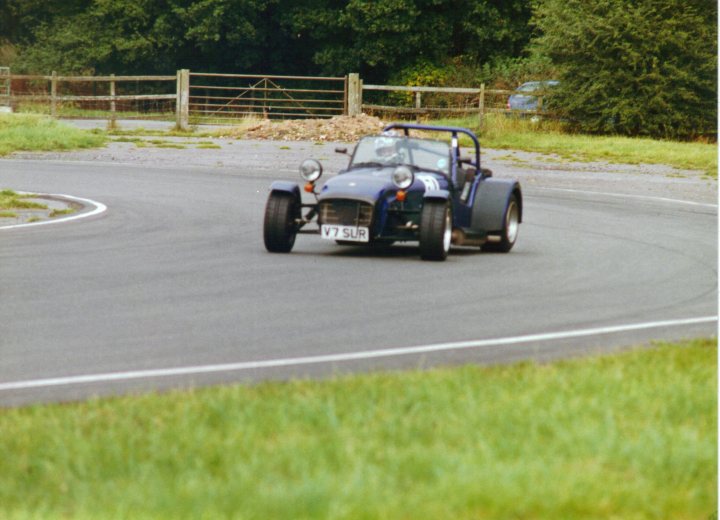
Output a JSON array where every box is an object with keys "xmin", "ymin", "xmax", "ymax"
[{"xmin": 1, "ymin": 147, "xmax": 717, "ymax": 406}]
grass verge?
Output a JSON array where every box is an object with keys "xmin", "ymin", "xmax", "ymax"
[
  {"xmin": 0, "ymin": 338, "xmax": 715, "ymax": 519},
  {"xmin": 4, "ymin": 111, "xmax": 713, "ymax": 178},
  {"xmin": 16, "ymin": 102, "xmax": 173, "ymax": 121},
  {"xmin": 0, "ymin": 113, "xmax": 107, "ymax": 156},
  {"xmin": 108, "ymin": 128, "xmax": 206, "ymax": 138},
  {"xmin": 0, "ymin": 189, "xmax": 47, "ymax": 212},
  {"xmin": 437, "ymin": 115, "xmax": 718, "ymax": 178}
]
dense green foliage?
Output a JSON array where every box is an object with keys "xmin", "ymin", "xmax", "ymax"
[
  {"xmin": 1, "ymin": 0, "xmax": 532, "ymax": 83},
  {"xmin": 533, "ymin": 0, "xmax": 717, "ymax": 139},
  {"xmin": 1, "ymin": 0, "xmax": 717, "ymax": 138}
]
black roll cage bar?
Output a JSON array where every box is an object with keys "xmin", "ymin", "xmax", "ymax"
[{"xmin": 383, "ymin": 123, "xmax": 481, "ymax": 171}]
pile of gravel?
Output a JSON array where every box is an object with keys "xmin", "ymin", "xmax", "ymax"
[{"xmin": 229, "ymin": 114, "xmax": 386, "ymax": 142}]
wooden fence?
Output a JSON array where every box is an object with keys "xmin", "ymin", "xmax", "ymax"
[
  {"xmin": 5, "ymin": 72, "xmax": 176, "ymax": 121},
  {"xmin": 360, "ymin": 83, "xmax": 517, "ymax": 120},
  {"xmin": 1, "ymin": 68, "xmax": 540, "ymax": 129}
]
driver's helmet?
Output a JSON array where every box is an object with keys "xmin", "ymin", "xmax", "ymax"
[{"xmin": 374, "ymin": 136, "xmax": 398, "ymax": 161}]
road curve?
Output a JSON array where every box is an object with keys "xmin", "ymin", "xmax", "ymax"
[{"xmin": 0, "ymin": 150, "xmax": 717, "ymax": 406}]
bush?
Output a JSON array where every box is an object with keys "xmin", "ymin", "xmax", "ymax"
[
  {"xmin": 0, "ymin": 40, "xmax": 17, "ymax": 66},
  {"xmin": 479, "ymin": 56, "xmax": 558, "ymax": 91},
  {"xmin": 532, "ymin": 0, "xmax": 717, "ymax": 140},
  {"xmin": 386, "ymin": 57, "xmax": 485, "ymax": 107}
]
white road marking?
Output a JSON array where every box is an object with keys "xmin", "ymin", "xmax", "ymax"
[
  {"xmin": 0, "ymin": 194, "xmax": 107, "ymax": 230},
  {"xmin": 0, "ymin": 316, "xmax": 716, "ymax": 392},
  {"xmin": 535, "ymin": 187, "xmax": 718, "ymax": 209}
]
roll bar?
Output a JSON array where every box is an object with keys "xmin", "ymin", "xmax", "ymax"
[{"xmin": 382, "ymin": 123, "xmax": 481, "ymax": 170}]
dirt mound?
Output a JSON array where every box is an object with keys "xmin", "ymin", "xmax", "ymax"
[{"xmin": 232, "ymin": 114, "xmax": 386, "ymax": 142}]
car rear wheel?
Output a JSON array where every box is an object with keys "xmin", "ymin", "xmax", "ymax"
[
  {"xmin": 419, "ymin": 200, "xmax": 451, "ymax": 261},
  {"xmin": 482, "ymin": 194, "xmax": 519, "ymax": 253},
  {"xmin": 263, "ymin": 192, "xmax": 299, "ymax": 253}
]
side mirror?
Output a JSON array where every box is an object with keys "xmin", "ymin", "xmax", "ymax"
[{"xmin": 335, "ymin": 147, "xmax": 348, "ymax": 155}]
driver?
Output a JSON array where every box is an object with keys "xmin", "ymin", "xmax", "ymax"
[{"xmin": 374, "ymin": 136, "xmax": 400, "ymax": 164}]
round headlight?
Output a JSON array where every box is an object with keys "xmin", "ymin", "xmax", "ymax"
[
  {"xmin": 392, "ymin": 166, "xmax": 414, "ymax": 189},
  {"xmin": 299, "ymin": 159, "xmax": 323, "ymax": 182}
]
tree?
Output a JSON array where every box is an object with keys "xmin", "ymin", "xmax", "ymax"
[
  {"xmin": 285, "ymin": 0, "xmax": 450, "ymax": 81},
  {"xmin": 453, "ymin": 0, "xmax": 533, "ymax": 64},
  {"xmin": 12, "ymin": 0, "xmax": 296, "ymax": 74},
  {"xmin": 0, "ymin": 0, "xmax": 90, "ymax": 46},
  {"xmin": 287, "ymin": 0, "xmax": 532, "ymax": 82},
  {"xmin": 10, "ymin": 0, "xmax": 535, "ymax": 83},
  {"xmin": 13, "ymin": 0, "xmax": 187, "ymax": 74},
  {"xmin": 532, "ymin": 0, "xmax": 717, "ymax": 139}
]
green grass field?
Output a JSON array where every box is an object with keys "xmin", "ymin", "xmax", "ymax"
[
  {"xmin": 1, "ymin": 339, "xmax": 715, "ymax": 519},
  {"xmin": 0, "ymin": 112, "xmax": 715, "ymax": 178},
  {"xmin": 439, "ymin": 115, "xmax": 718, "ymax": 178},
  {"xmin": 0, "ymin": 113, "xmax": 107, "ymax": 156}
]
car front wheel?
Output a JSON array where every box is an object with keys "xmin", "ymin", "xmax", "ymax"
[
  {"xmin": 263, "ymin": 192, "xmax": 299, "ymax": 253},
  {"xmin": 419, "ymin": 200, "xmax": 451, "ymax": 261}
]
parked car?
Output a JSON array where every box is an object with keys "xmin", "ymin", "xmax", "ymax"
[
  {"xmin": 507, "ymin": 80, "xmax": 559, "ymax": 113},
  {"xmin": 263, "ymin": 123, "xmax": 522, "ymax": 261}
]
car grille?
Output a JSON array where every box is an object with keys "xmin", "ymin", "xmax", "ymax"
[{"xmin": 320, "ymin": 200, "xmax": 374, "ymax": 227}]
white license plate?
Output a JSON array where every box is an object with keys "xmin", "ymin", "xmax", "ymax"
[{"xmin": 321, "ymin": 225, "xmax": 370, "ymax": 242}]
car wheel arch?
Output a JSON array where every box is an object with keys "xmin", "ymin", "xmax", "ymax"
[{"xmin": 470, "ymin": 179, "xmax": 522, "ymax": 232}]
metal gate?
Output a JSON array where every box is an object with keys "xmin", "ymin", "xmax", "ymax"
[{"xmin": 189, "ymin": 73, "xmax": 347, "ymax": 123}]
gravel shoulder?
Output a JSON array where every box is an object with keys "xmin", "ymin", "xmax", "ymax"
[
  {"xmin": 2, "ymin": 116, "xmax": 716, "ymax": 217},
  {"xmin": 6, "ymin": 135, "xmax": 716, "ymax": 207}
]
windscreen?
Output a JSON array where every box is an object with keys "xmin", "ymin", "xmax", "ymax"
[{"xmin": 350, "ymin": 136, "xmax": 450, "ymax": 175}]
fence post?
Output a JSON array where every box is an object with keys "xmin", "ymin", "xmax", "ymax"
[
  {"xmin": 109, "ymin": 73, "xmax": 117, "ymax": 127},
  {"xmin": 347, "ymin": 73, "xmax": 361, "ymax": 116},
  {"xmin": 51, "ymin": 71, "xmax": 57, "ymax": 118},
  {"xmin": 263, "ymin": 78, "xmax": 268, "ymax": 118},
  {"xmin": 0, "ymin": 67, "xmax": 10, "ymax": 113},
  {"xmin": 415, "ymin": 91, "xmax": 422, "ymax": 123},
  {"xmin": 176, "ymin": 69, "xmax": 190, "ymax": 130},
  {"xmin": 478, "ymin": 83, "xmax": 485, "ymax": 127}
]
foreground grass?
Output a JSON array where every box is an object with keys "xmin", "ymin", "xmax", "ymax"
[
  {"xmin": 0, "ymin": 189, "xmax": 46, "ymax": 218},
  {"xmin": 0, "ymin": 189, "xmax": 46, "ymax": 210},
  {"xmin": 438, "ymin": 115, "xmax": 718, "ymax": 178},
  {"xmin": 1, "ymin": 339, "xmax": 715, "ymax": 519},
  {"xmin": 0, "ymin": 113, "xmax": 106, "ymax": 156}
]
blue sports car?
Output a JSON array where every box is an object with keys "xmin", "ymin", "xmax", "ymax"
[{"xmin": 263, "ymin": 123, "xmax": 522, "ymax": 261}]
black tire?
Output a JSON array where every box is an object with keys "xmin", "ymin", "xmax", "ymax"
[
  {"xmin": 482, "ymin": 194, "xmax": 520, "ymax": 253},
  {"xmin": 419, "ymin": 200, "xmax": 451, "ymax": 261},
  {"xmin": 263, "ymin": 192, "xmax": 299, "ymax": 253}
]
